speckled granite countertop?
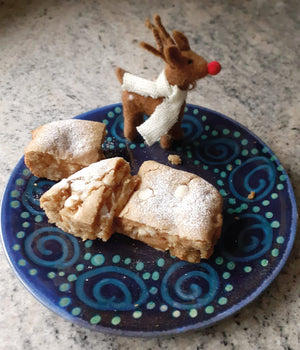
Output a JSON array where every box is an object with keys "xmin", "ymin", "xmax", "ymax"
[{"xmin": 0, "ymin": 0, "xmax": 299, "ymax": 349}]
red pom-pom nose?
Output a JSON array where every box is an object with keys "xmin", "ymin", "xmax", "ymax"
[{"xmin": 207, "ymin": 61, "xmax": 221, "ymax": 75}]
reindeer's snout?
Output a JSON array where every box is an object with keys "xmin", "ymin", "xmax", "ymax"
[{"xmin": 207, "ymin": 61, "xmax": 221, "ymax": 75}]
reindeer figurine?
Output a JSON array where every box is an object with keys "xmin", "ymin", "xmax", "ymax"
[{"xmin": 116, "ymin": 14, "xmax": 221, "ymax": 149}]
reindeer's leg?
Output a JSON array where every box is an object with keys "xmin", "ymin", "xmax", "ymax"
[
  {"xmin": 169, "ymin": 121, "xmax": 184, "ymax": 140},
  {"xmin": 160, "ymin": 103, "xmax": 185, "ymax": 149},
  {"xmin": 160, "ymin": 134, "xmax": 172, "ymax": 149},
  {"xmin": 123, "ymin": 112, "xmax": 143, "ymax": 141},
  {"xmin": 122, "ymin": 92, "xmax": 143, "ymax": 141},
  {"xmin": 170, "ymin": 103, "xmax": 185, "ymax": 140}
]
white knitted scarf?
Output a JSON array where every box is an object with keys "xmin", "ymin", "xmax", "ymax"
[{"xmin": 122, "ymin": 70, "xmax": 187, "ymax": 146}]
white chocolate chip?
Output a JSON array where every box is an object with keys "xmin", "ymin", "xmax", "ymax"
[
  {"xmin": 71, "ymin": 180, "xmax": 86, "ymax": 192},
  {"xmin": 138, "ymin": 188, "xmax": 153, "ymax": 201},
  {"xmin": 64, "ymin": 198, "xmax": 73, "ymax": 208},
  {"xmin": 137, "ymin": 228, "xmax": 147, "ymax": 236},
  {"xmin": 71, "ymin": 194, "xmax": 79, "ymax": 201},
  {"xmin": 138, "ymin": 226, "xmax": 156, "ymax": 237},
  {"xmin": 102, "ymin": 177, "xmax": 111, "ymax": 185},
  {"xmin": 64, "ymin": 195, "xmax": 79, "ymax": 208},
  {"xmin": 174, "ymin": 184, "xmax": 189, "ymax": 199}
]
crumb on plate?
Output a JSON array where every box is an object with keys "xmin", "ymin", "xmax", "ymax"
[
  {"xmin": 168, "ymin": 154, "xmax": 182, "ymax": 165},
  {"xmin": 247, "ymin": 191, "xmax": 255, "ymax": 200}
]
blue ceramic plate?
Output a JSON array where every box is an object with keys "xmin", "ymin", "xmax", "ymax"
[{"xmin": 1, "ymin": 104, "xmax": 297, "ymax": 336}]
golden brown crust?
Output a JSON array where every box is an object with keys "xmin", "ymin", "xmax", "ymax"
[
  {"xmin": 115, "ymin": 160, "xmax": 223, "ymax": 263},
  {"xmin": 40, "ymin": 158, "xmax": 139, "ymax": 241},
  {"xmin": 25, "ymin": 119, "xmax": 106, "ymax": 180}
]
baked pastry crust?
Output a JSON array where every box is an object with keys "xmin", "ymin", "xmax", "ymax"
[
  {"xmin": 25, "ymin": 119, "xmax": 106, "ymax": 181},
  {"xmin": 40, "ymin": 157, "xmax": 139, "ymax": 241},
  {"xmin": 115, "ymin": 161, "xmax": 223, "ymax": 263}
]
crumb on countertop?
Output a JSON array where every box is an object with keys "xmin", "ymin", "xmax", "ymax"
[{"xmin": 168, "ymin": 154, "xmax": 182, "ymax": 165}]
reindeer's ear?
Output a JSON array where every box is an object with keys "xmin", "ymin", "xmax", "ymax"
[
  {"xmin": 164, "ymin": 45, "xmax": 185, "ymax": 68},
  {"xmin": 172, "ymin": 30, "xmax": 190, "ymax": 51}
]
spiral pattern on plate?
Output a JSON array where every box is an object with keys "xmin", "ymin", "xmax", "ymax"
[
  {"xmin": 228, "ymin": 156, "xmax": 276, "ymax": 201},
  {"xmin": 24, "ymin": 227, "xmax": 80, "ymax": 268},
  {"xmin": 22, "ymin": 176, "xmax": 54, "ymax": 215},
  {"xmin": 75, "ymin": 266, "xmax": 149, "ymax": 311},
  {"xmin": 220, "ymin": 214, "xmax": 273, "ymax": 261},
  {"xmin": 110, "ymin": 115, "xmax": 127, "ymax": 142},
  {"xmin": 181, "ymin": 114, "xmax": 203, "ymax": 143},
  {"xmin": 161, "ymin": 262, "xmax": 219, "ymax": 310},
  {"xmin": 195, "ymin": 138, "xmax": 240, "ymax": 165}
]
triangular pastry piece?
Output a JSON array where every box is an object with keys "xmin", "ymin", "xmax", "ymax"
[{"xmin": 40, "ymin": 157, "xmax": 139, "ymax": 241}]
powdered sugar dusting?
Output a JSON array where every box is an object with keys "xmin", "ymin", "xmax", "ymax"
[
  {"xmin": 131, "ymin": 163, "xmax": 222, "ymax": 240},
  {"xmin": 56, "ymin": 158, "xmax": 124, "ymax": 194},
  {"xmin": 33, "ymin": 119, "xmax": 103, "ymax": 159}
]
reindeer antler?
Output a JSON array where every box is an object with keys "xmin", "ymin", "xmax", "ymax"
[
  {"xmin": 172, "ymin": 30, "xmax": 190, "ymax": 51},
  {"xmin": 152, "ymin": 15, "xmax": 174, "ymax": 46},
  {"xmin": 140, "ymin": 14, "xmax": 176, "ymax": 61},
  {"xmin": 144, "ymin": 17, "xmax": 163, "ymax": 51}
]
